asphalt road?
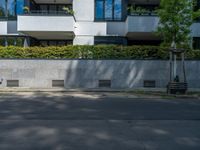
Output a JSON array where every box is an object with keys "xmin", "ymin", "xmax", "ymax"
[{"xmin": 0, "ymin": 92, "xmax": 200, "ymax": 150}]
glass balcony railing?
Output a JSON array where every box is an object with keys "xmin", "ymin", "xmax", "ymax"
[
  {"xmin": 128, "ymin": 12, "xmax": 158, "ymax": 16},
  {"xmin": 24, "ymin": 10, "xmax": 73, "ymax": 16}
]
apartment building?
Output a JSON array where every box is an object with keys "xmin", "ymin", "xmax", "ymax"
[{"xmin": 0, "ymin": 0, "xmax": 200, "ymax": 48}]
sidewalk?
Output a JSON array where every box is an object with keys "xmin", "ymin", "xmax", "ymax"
[
  {"xmin": 0, "ymin": 87, "xmax": 166, "ymax": 92},
  {"xmin": 0, "ymin": 87, "xmax": 200, "ymax": 99}
]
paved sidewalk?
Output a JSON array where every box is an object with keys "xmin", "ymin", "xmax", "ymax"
[{"xmin": 0, "ymin": 92, "xmax": 200, "ymax": 150}]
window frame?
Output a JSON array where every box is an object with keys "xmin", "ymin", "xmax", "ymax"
[{"xmin": 94, "ymin": 0, "xmax": 124, "ymax": 21}]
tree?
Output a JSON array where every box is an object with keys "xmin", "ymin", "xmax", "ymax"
[{"xmin": 157, "ymin": 0, "xmax": 200, "ymax": 48}]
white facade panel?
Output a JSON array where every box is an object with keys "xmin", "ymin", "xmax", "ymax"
[
  {"xmin": 73, "ymin": 0, "xmax": 94, "ymax": 21},
  {"xmin": 18, "ymin": 15, "xmax": 75, "ymax": 32},
  {"xmin": 0, "ymin": 21, "xmax": 7, "ymax": 35},
  {"xmin": 75, "ymin": 22, "xmax": 107, "ymax": 36},
  {"xmin": 73, "ymin": 36, "xmax": 94, "ymax": 45}
]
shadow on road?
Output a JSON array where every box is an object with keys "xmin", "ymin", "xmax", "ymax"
[{"xmin": 0, "ymin": 92, "xmax": 200, "ymax": 150}]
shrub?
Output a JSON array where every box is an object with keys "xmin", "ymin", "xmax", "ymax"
[{"xmin": 0, "ymin": 45, "xmax": 199, "ymax": 59}]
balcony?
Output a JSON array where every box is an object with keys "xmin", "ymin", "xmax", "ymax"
[
  {"xmin": 191, "ymin": 22, "xmax": 200, "ymax": 37},
  {"xmin": 126, "ymin": 15, "xmax": 159, "ymax": 40},
  {"xmin": 17, "ymin": 11, "xmax": 75, "ymax": 40}
]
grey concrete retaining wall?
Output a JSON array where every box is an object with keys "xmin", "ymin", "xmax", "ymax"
[{"xmin": 0, "ymin": 59, "xmax": 199, "ymax": 89}]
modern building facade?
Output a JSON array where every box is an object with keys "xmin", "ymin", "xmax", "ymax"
[{"xmin": 0, "ymin": 0, "xmax": 200, "ymax": 48}]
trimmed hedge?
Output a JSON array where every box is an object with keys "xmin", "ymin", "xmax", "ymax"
[{"xmin": 0, "ymin": 45, "xmax": 199, "ymax": 59}]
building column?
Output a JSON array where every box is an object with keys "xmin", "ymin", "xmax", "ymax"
[
  {"xmin": 23, "ymin": 37, "xmax": 30, "ymax": 47},
  {"xmin": 73, "ymin": 36, "xmax": 94, "ymax": 45},
  {"xmin": 5, "ymin": 37, "xmax": 8, "ymax": 47}
]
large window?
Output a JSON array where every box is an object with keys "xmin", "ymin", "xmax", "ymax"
[
  {"xmin": 0, "ymin": 37, "xmax": 25, "ymax": 47},
  {"xmin": 0, "ymin": 0, "xmax": 6, "ymax": 18},
  {"xmin": 0, "ymin": 0, "xmax": 24, "ymax": 19},
  {"xmin": 95, "ymin": 0, "xmax": 123, "ymax": 21},
  {"xmin": 193, "ymin": 37, "xmax": 200, "ymax": 50},
  {"xmin": 16, "ymin": 0, "xmax": 24, "ymax": 15},
  {"xmin": 7, "ymin": 0, "xmax": 16, "ymax": 18},
  {"xmin": 36, "ymin": 4, "xmax": 72, "ymax": 14},
  {"xmin": 94, "ymin": 36, "xmax": 127, "ymax": 45},
  {"xmin": 39, "ymin": 40, "xmax": 72, "ymax": 47},
  {"xmin": 114, "ymin": 0, "xmax": 122, "ymax": 20},
  {"xmin": 95, "ymin": 0, "xmax": 104, "ymax": 19}
]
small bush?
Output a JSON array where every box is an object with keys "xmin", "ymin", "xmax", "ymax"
[{"xmin": 0, "ymin": 45, "xmax": 199, "ymax": 59}]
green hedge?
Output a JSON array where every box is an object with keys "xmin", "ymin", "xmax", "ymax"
[{"xmin": 0, "ymin": 45, "xmax": 199, "ymax": 59}]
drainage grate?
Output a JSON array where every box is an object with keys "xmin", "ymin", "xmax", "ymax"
[
  {"xmin": 7, "ymin": 80, "xmax": 19, "ymax": 87},
  {"xmin": 144, "ymin": 80, "xmax": 156, "ymax": 88},
  {"xmin": 52, "ymin": 80, "xmax": 64, "ymax": 87},
  {"xmin": 98, "ymin": 80, "xmax": 111, "ymax": 88}
]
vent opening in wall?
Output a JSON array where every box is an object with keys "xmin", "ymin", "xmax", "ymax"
[
  {"xmin": 98, "ymin": 80, "xmax": 111, "ymax": 88},
  {"xmin": 144, "ymin": 80, "xmax": 156, "ymax": 88},
  {"xmin": 7, "ymin": 80, "xmax": 19, "ymax": 87},
  {"xmin": 52, "ymin": 80, "xmax": 64, "ymax": 87}
]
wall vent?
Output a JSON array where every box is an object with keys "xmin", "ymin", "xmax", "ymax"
[
  {"xmin": 7, "ymin": 80, "xmax": 19, "ymax": 87},
  {"xmin": 52, "ymin": 80, "xmax": 64, "ymax": 87},
  {"xmin": 98, "ymin": 80, "xmax": 111, "ymax": 88},
  {"xmin": 144, "ymin": 80, "xmax": 156, "ymax": 88}
]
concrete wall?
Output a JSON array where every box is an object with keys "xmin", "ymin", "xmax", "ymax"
[{"xmin": 0, "ymin": 59, "xmax": 199, "ymax": 89}]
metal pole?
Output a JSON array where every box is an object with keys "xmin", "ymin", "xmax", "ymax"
[
  {"xmin": 170, "ymin": 51, "xmax": 172, "ymax": 82},
  {"xmin": 182, "ymin": 53, "xmax": 186, "ymax": 83},
  {"xmin": 174, "ymin": 54, "xmax": 177, "ymax": 79}
]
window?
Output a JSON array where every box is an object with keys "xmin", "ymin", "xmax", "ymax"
[
  {"xmin": 16, "ymin": 0, "xmax": 24, "ymax": 15},
  {"xmin": 0, "ymin": 37, "xmax": 25, "ymax": 47},
  {"xmin": 16, "ymin": 37, "xmax": 24, "ymax": 46},
  {"xmin": 7, "ymin": 37, "xmax": 16, "ymax": 46},
  {"xmin": 7, "ymin": 0, "xmax": 16, "ymax": 18},
  {"xmin": 0, "ymin": 0, "xmax": 24, "ymax": 19},
  {"xmin": 95, "ymin": 0, "xmax": 104, "ymax": 19},
  {"xmin": 94, "ymin": 36, "xmax": 127, "ymax": 45},
  {"xmin": 0, "ymin": 37, "xmax": 6, "ymax": 46},
  {"xmin": 194, "ymin": 0, "xmax": 200, "ymax": 22},
  {"xmin": 0, "ymin": 0, "xmax": 6, "ymax": 18},
  {"xmin": 39, "ymin": 40, "xmax": 72, "ymax": 47},
  {"xmin": 95, "ymin": 0, "xmax": 123, "ymax": 21},
  {"xmin": 193, "ymin": 37, "xmax": 200, "ymax": 50},
  {"xmin": 105, "ymin": 0, "xmax": 112, "ymax": 20},
  {"xmin": 114, "ymin": 0, "xmax": 122, "ymax": 20}
]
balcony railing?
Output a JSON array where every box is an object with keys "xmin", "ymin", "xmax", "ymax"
[
  {"xmin": 128, "ymin": 11, "xmax": 158, "ymax": 16},
  {"xmin": 126, "ymin": 15, "xmax": 159, "ymax": 33},
  {"xmin": 23, "ymin": 10, "xmax": 73, "ymax": 16}
]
